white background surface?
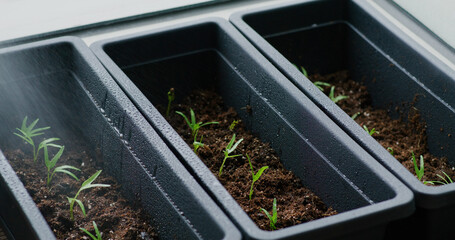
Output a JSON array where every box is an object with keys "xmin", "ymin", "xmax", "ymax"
[
  {"xmin": 394, "ymin": 0, "xmax": 455, "ymax": 49},
  {"xmin": 0, "ymin": 0, "xmax": 215, "ymax": 42}
]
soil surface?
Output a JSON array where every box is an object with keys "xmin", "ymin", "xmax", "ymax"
[
  {"xmin": 5, "ymin": 146, "xmax": 157, "ymax": 240},
  {"xmin": 163, "ymin": 89, "xmax": 337, "ymax": 231},
  {"xmin": 310, "ymin": 70, "xmax": 455, "ymax": 184}
]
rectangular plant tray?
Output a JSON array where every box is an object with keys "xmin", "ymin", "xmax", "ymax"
[
  {"xmin": 91, "ymin": 18, "xmax": 414, "ymax": 240},
  {"xmin": 0, "ymin": 37, "xmax": 240, "ymax": 240},
  {"xmin": 230, "ymin": 0, "xmax": 455, "ymax": 239}
]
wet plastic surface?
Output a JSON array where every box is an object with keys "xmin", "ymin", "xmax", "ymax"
[
  {"xmin": 0, "ymin": 37, "xmax": 240, "ymax": 240},
  {"xmin": 92, "ymin": 17, "xmax": 414, "ymax": 240},
  {"xmin": 230, "ymin": 0, "xmax": 455, "ymax": 239}
]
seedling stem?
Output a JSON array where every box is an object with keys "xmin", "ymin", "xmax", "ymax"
[{"xmin": 219, "ymin": 134, "xmax": 243, "ymax": 176}]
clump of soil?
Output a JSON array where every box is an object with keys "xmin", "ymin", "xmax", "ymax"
[
  {"xmin": 163, "ymin": 89, "xmax": 337, "ymax": 231},
  {"xmin": 310, "ymin": 70, "xmax": 455, "ymax": 183},
  {"xmin": 5, "ymin": 146, "xmax": 157, "ymax": 240}
]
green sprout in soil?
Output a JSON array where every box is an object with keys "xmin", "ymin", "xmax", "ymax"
[
  {"xmin": 430, "ymin": 171, "xmax": 454, "ymax": 185},
  {"xmin": 193, "ymin": 130, "xmax": 204, "ymax": 155},
  {"xmin": 176, "ymin": 108, "xmax": 219, "ymax": 137},
  {"xmin": 293, "ymin": 64, "xmax": 308, "ymax": 77},
  {"xmin": 363, "ymin": 125, "xmax": 378, "ymax": 136},
  {"xmin": 314, "ymin": 81, "xmax": 331, "ymax": 92},
  {"xmin": 68, "ymin": 170, "xmax": 110, "ymax": 221},
  {"xmin": 166, "ymin": 88, "xmax": 175, "ymax": 117},
  {"xmin": 351, "ymin": 112, "xmax": 361, "ymax": 120},
  {"xmin": 219, "ymin": 134, "xmax": 243, "ymax": 176},
  {"xmin": 229, "ymin": 120, "xmax": 239, "ymax": 131},
  {"xmin": 14, "ymin": 116, "xmax": 51, "ymax": 162},
  {"xmin": 261, "ymin": 198, "xmax": 278, "ymax": 231},
  {"xmin": 43, "ymin": 143, "xmax": 80, "ymax": 187},
  {"xmin": 387, "ymin": 147, "xmax": 394, "ymax": 155},
  {"xmin": 80, "ymin": 221, "xmax": 102, "ymax": 240},
  {"xmin": 329, "ymin": 86, "xmax": 349, "ymax": 103},
  {"xmin": 247, "ymin": 154, "xmax": 268, "ymax": 200},
  {"xmin": 412, "ymin": 152, "xmax": 432, "ymax": 185}
]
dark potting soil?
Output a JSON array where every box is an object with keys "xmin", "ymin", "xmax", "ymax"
[
  {"xmin": 5, "ymin": 146, "xmax": 157, "ymax": 240},
  {"xmin": 0, "ymin": 226, "xmax": 6, "ymax": 240},
  {"xmin": 310, "ymin": 70, "xmax": 455, "ymax": 184},
  {"xmin": 162, "ymin": 89, "xmax": 337, "ymax": 231}
]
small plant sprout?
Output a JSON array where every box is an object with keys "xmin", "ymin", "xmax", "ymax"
[
  {"xmin": 247, "ymin": 154, "xmax": 268, "ymax": 200},
  {"xmin": 432, "ymin": 171, "xmax": 454, "ymax": 185},
  {"xmin": 411, "ymin": 152, "xmax": 432, "ymax": 185},
  {"xmin": 68, "ymin": 170, "xmax": 110, "ymax": 221},
  {"xmin": 193, "ymin": 130, "xmax": 204, "ymax": 154},
  {"xmin": 43, "ymin": 144, "xmax": 80, "ymax": 187},
  {"xmin": 166, "ymin": 88, "xmax": 175, "ymax": 117},
  {"xmin": 14, "ymin": 116, "xmax": 51, "ymax": 161},
  {"xmin": 293, "ymin": 64, "xmax": 308, "ymax": 77},
  {"xmin": 80, "ymin": 221, "xmax": 102, "ymax": 240},
  {"xmin": 219, "ymin": 134, "xmax": 243, "ymax": 176},
  {"xmin": 176, "ymin": 108, "xmax": 219, "ymax": 137},
  {"xmin": 363, "ymin": 125, "xmax": 378, "ymax": 136},
  {"xmin": 387, "ymin": 147, "xmax": 394, "ymax": 155},
  {"xmin": 261, "ymin": 198, "xmax": 278, "ymax": 231},
  {"xmin": 313, "ymin": 81, "xmax": 331, "ymax": 92},
  {"xmin": 229, "ymin": 120, "xmax": 239, "ymax": 131},
  {"xmin": 329, "ymin": 86, "xmax": 349, "ymax": 103},
  {"xmin": 351, "ymin": 112, "xmax": 361, "ymax": 120}
]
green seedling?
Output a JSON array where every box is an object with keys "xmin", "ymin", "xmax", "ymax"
[
  {"xmin": 68, "ymin": 170, "xmax": 110, "ymax": 221},
  {"xmin": 314, "ymin": 81, "xmax": 331, "ymax": 92},
  {"xmin": 14, "ymin": 116, "xmax": 51, "ymax": 161},
  {"xmin": 387, "ymin": 147, "xmax": 394, "ymax": 155},
  {"xmin": 363, "ymin": 125, "xmax": 378, "ymax": 136},
  {"xmin": 193, "ymin": 130, "xmax": 204, "ymax": 155},
  {"xmin": 293, "ymin": 64, "xmax": 308, "ymax": 77},
  {"xmin": 80, "ymin": 221, "xmax": 102, "ymax": 240},
  {"xmin": 166, "ymin": 88, "xmax": 175, "ymax": 117},
  {"xmin": 412, "ymin": 152, "xmax": 424, "ymax": 181},
  {"xmin": 351, "ymin": 112, "xmax": 361, "ymax": 120},
  {"xmin": 429, "ymin": 171, "xmax": 454, "ymax": 185},
  {"xmin": 229, "ymin": 120, "xmax": 239, "ymax": 131},
  {"xmin": 43, "ymin": 143, "xmax": 80, "ymax": 187},
  {"xmin": 247, "ymin": 154, "xmax": 268, "ymax": 200},
  {"xmin": 329, "ymin": 86, "xmax": 348, "ymax": 103},
  {"xmin": 176, "ymin": 108, "xmax": 219, "ymax": 136},
  {"xmin": 219, "ymin": 134, "xmax": 243, "ymax": 176},
  {"xmin": 261, "ymin": 198, "xmax": 278, "ymax": 231},
  {"xmin": 411, "ymin": 152, "xmax": 432, "ymax": 185}
]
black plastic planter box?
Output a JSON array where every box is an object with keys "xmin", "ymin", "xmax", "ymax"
[
  {"xmin": 0, "ymin": 37, "xmax": 240, "ymax": 240},
  {"xmin": 230, "ymin": 0, "xmax": 455, "ymax": 239},
  {"xmin": 91, "ymin": 18, "xmax": 414, "ymax": 240}
]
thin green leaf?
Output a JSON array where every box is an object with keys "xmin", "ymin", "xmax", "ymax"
[
  {"xmin": 230, "ymin": 138, "xmax": 243, "ymax": 153},
  {"xmin": 74, "ymin": 198, "xmax": 86, "ymax": 216},
  {"xmin": 30, "ymin": 126, "xmax": 50, "ymax": 134},
  {"xmin": 261, "ymin": 208, "xmax": 272, "ymax": 221},
  {"xmin": 48, "ymin": 146, "xmax": 65, "ymax": 170},
  {"xmin": 54, "ymin": 165, "xmax": 81, "ymax": 181},
  {"xmin": 82, "ymin": 170, "xmax": 103, "ymax": 188},
  {"xmin": 28, "ymin": 118, "xmax": 40, "ymax": 131},
  {"xmin": 21, "ymin": 116, "xmax": 28, "ymax": 130},
  {"xmin": 253, "ymin": 166, "xmax": 269, "ymax": 182},
  {"xmin": 87, "ymin": 183, "xmax": 111, "ymax": 188},
  {"xmin": 93, "ymin": 221, "xmax": 101, "ymax": 239},
  {"xmin": 80, "ymin": 228, "xmax": 97, "ymax": 240},
  {"xmin": 190, "ymin": 109, "xmax": 196, "ymax": 126},
  {"xmin": 175, "ymin": 111, "xmax": 191, "ymax": 129},
  {"xmin": 227, "ymin": 134, "xmax": 236, "ymax": 149},
  {"xmin": 200, "ymin": 121, "xmax": 219, "ymax": 127}
]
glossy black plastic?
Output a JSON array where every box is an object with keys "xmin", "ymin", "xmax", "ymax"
[
  {"xmin": 91, "ymin": 18, "xmax": 414, "ymax": 240},
  {"xmin": 230, "ymin": 0, "xmax": 455, "ymax": 239},
  {"xmin": 0, "ymin": 37, "xmax": 240, "ymax": 240}
]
